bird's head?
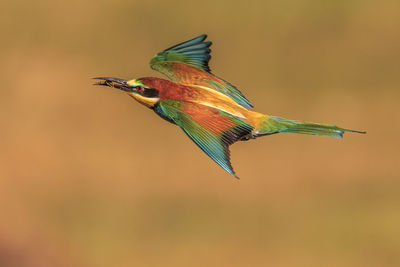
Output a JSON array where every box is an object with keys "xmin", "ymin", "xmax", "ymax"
[{"xmin": 93, "ymin": 77, "xmax": 160, "ymax": 108}]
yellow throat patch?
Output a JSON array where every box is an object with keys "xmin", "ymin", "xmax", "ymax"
[
  {"xmin": 126, "ymin": 79, "xmax": 159, "ymax": 108},
  {"xmin": 127, "ymin": 93, "xmax": 159, "ymax": 108}
]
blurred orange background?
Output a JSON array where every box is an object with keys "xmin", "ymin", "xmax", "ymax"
[{"xmin": 1, "ymin": 0, "xmax": 399, "ymax": 266}]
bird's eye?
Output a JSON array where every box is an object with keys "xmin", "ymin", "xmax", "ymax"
[{"xmin": 137, "ymin": 86, "xmax": 144, "ymax": 93}]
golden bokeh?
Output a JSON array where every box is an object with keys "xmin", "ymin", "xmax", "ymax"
[{"xmin": 1, "ymin": 0, "xmax": 399, "ymax": 266}]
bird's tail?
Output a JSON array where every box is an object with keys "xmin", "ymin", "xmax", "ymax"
[{"xmin": 255, "ymin": 115, "xmax": 366, "ymax": 138}]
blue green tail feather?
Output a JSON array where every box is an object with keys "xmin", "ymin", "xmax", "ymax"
[{"xmin": 259, "ymin": 116, "xmax": 366, "ymax": 138}]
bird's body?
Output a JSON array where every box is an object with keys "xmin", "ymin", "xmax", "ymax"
[
  {"xmin": 95, "ymin": 35, "xmax": 365, "ymax": 178},
  {"xmin": 128, "ymin": 76, "xmax": 265, "ymax": 129}
]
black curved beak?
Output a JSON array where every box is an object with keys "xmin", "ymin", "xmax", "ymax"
[{"xmin": 93, "ymin": 77, "xmax": 133, "ymax": 92}]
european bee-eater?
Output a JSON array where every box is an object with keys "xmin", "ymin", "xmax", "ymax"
[{"xmin": 94, "ymin": 34, "xmax": 365, "ymax": 178}]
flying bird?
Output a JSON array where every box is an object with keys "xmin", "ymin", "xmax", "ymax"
[{"xmin": 94, "ymin": 34, "xmax": 365, "ymax": 178}]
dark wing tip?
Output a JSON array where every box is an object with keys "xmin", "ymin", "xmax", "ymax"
[
  {"xmin": 198, "ymin": 34, "xmax": 208, "ymax": 42},
  {"xmin": 188, "ymin": 34, "xmax": 208, "ymax": 42},
  {"xmin": 164, "ymin": 34, "xmax": 212, "ymax": 52}
]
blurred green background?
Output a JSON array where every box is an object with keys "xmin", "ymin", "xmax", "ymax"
[{"xmin": 1, "ymin": 0, "xmax": 399, "ymax": 266}]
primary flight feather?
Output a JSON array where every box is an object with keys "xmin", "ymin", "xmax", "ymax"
[{"xmin": 94, "ymin": 34, "xmax": 365, "ymax": 178}]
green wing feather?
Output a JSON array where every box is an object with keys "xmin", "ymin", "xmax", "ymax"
[
  {"xmin": 155, "ymin": 100, "xmax": 253, "ymax": 178},
  {"xmin": 150, "ymin": 35, "xmax": 254, "ymax": 109},
  {"xmin": 150, "ymin": 34, "xmax": 212, "ymax": 73}
]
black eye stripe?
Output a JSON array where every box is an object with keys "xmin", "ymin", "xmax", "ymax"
[{"xmin": 142, "ymin": 88, "xmax": 159, "ymax": 97}]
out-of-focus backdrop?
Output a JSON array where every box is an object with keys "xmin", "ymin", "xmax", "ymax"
[{"xmin": 1, "ymin": 0, "xmax": 399, "ymax": 266}]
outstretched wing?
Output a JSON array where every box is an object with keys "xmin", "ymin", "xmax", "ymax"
[
  {"xmin": 155, "ymin": 99, "xmax": 253, "ymax": 178},
  {"xmin": 150, "ymin": 35, "xmax": 254, "ymax": 109},
  {"xmin": 150, "ymin": 34, "xmax": 212, "ymax": 73}
]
